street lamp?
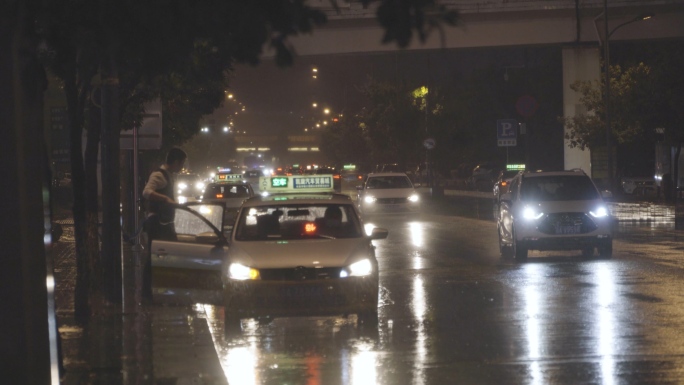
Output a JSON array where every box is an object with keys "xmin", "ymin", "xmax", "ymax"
[{"xmin": 594, "ymin": 3, "xmax": 653, "ymax": 192}]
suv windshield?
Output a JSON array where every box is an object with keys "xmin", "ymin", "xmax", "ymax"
[
  {"xmin": 235, "ymin": 204, "xmax": 363, "ymax": 241},
  {"xmin": 366, "ymin": 176, "xmax": 412, "ymax": 189},
  {"xmin": 520, "ymin": 175, "xmax": 599, "ymax": 201}
]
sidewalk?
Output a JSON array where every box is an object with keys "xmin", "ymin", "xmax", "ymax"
[{"xmin": 52, "ymin": 211, "xmax": 228, "ymax": 385}]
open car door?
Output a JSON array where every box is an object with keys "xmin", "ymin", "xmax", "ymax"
[{"xmin": 150, "ymin": 202, "xmax": 227, "ymax": 304}]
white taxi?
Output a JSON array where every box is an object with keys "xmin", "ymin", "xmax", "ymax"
[
  {"xmin": 202, "ymin": 174, "xmax": 254, "ymax": 226},
  {"xmin": 222, "ymin": 174, "xmax": 388, "ymax": 333}
]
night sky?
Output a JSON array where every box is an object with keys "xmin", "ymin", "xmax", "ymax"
[{"xmin": 225, "ymin": 46, "xmax": 534, "ymax": 135}]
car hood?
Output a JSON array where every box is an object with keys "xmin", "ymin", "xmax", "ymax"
[
  {"xmin": 228, "ymin": 238, "xmax": 371, "ymax": 269},
  {"xmin": 522, "ymin": 199, "xmax": 607, "ymax": 214},
  {"xmin": 364, "ymin": 188, "xmax": 416, "ymax": 199}
]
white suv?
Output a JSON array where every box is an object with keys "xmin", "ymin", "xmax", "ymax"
[{"xmin": 497, "ymin": 169, "xmax": 613, "ymax": 260}]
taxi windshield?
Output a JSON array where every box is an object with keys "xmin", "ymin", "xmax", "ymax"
[{"xmin": 235, "ymin": 204, "xmax": 363, "ymax": 241}]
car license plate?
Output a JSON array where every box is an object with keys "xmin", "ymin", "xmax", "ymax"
[
  {"xmin": 284, "ymin": 286, "xmax": 324, "ymax": 301},
  {"xmin": 555, "ymin": 225, "xmax": 580, "ymax": 234}
]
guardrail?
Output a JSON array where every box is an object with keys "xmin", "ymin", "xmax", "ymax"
[{"xmin": 424, "ymin": 187, "xmax": 676, "ymax": 223}]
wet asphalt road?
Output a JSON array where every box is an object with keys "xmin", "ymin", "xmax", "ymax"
[{"xmin": 164, "ymin": 196, "xmax": 684, "ymax": 385}]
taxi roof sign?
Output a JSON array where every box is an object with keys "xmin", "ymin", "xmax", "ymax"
[
  {"xmin": 215, "ymin": 173, "xmax": 244, "ymax": 182},
  {"xmin": 259, "ymin": 175, "xmax": 334, "ymax": 194}
]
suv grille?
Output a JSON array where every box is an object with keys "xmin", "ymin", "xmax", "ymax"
[
  {"xmin": 259, "ymin": 267, "xmax": 343, "ymax": 281},
  {"xmin": 377, "ymin": 197, "xmax": 408, "ymax": 204},
  {"xmin": 537, "ymin": 212, "xmax": 598, "ymax": 235}
]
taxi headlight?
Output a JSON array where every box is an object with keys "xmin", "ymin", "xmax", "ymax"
[
  {"xmin": 178, "ymin": 182, "xmax": 188, "ymax": 190},
  {"xmin": 345, "ymin": 259, "xmax": 373, "ymax": 277},
  {"xmin": 522, "ymin": 206, "xmax": 544, "ymax": 220},
  {"xmin": 364, "ymin": 195, "xmax": 377, "ymax": 204},
  {"xmin": 228, "ymin": 263, "xmax": 260, "ymax": 280},
  {"xmin": 590, "ymin": 206, "xmax": 609, "ymax": 218},
  {"xmin": 408, "ymin": 194, "xmax": 419, "ymax": 202}
]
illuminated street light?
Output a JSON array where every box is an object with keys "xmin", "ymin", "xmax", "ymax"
[
  {"xmin": 323, "ymin": 108, "xmax": 330, "ymax": 115},
  {"xmin": 312, "ymin": 102, "xmax": 318, "ymax": 108},
  {"xmin": 223, "ymin": 127, "xmax": 229, "ymax": 133},
  {"xmin": 594, "ymin": 4, "xmax": 653, "ymax": 192}
]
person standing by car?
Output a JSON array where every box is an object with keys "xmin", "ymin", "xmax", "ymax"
[{"xmin": 141, "ymin": 147, "xmax": 187, "ymax": 298}]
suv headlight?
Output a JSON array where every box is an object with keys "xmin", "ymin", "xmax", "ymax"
[
  {"xmin": 341, "ymin": 259, "xmax": 373, "ymax": 277},
  {"xmin": 522, "ymin": 206, "xmax": 544, "ymax": 220},
  {"xmin": 364, "ymin": 195, "xmax": 377, "ymax": 204},
  {"xmin": 228, "ymin": 263, "xmax": 260, "ymax": 280},
  {"xmin": 590, "ymin": 206, "xmax": 609, "ymax": 218}
]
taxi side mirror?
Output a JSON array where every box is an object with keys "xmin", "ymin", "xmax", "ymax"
[
  {"xmin": 369, "ymin": 227, "xmax": 388, "ymax": 240},
  {"xmin": 601, "ymin": 190, "xmax": 613, "ymax": 199}
]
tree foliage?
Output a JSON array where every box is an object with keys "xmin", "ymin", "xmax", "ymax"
[
  {"xmin": 563, "ymin": 63, "xmax": 653, "ymax": 150},
  {"xmin": 25, "ymin": 0, "xmax": 461, "ymax": 312}
]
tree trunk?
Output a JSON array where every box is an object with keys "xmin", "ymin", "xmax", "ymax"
[
  {"xmin": 100, "ymin": 52, "xmax": 122, "ymax": 304},
  {"xmin": 1, "ymin": 2, "xmax": 52, "ymax": 380},
  {"xmin": 64, "ymin": 75, "xmax": 92, "ymax": 323},
  {"xmin": 85, "ymin": 99, "xmax": 104, "ymax": 312}
]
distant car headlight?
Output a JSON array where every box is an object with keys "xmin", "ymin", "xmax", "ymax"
[
  {"xmin": 228, "ymin": 263, "xmax": 260, "ymax": 280},
  {"xmin": 522, "ymin": 206, "xmax": 544, "ymax": 220},
  {"xmin": 178, "ymin": 182, "xmax": 188, "ymax": 190},
  {"xmin": 364, "ymin": 195, "xmax": 377, "ymax": 204},
  {"xmin": 341, "ymin": 259, "xmax": 373, "ymax": 277},
  {"xmin": 408, "ymin": 194, "xmax": 419, "ymax": 202},
  {"xmin": 196, "ymin": 182, "xmax": 205, "ymax": 190},
  {"xmin": 177, "ymin": 196, "xmax": 188, "ymax": 204},
  {"xmin": 590, "ymin": 206, "xmax": 609, "ymax": 218}
]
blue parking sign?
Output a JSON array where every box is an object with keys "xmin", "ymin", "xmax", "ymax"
[{"xmin": 497, "ymin": 119, "xmax": 517, "ymax": 147}]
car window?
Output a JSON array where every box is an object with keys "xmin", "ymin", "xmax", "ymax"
[
  {"xmin": 235, "ymin": 204, "xmax": 363, "ymax": 241},
  {"xmin": 520, "ymin": 175, "xmax": 599, "ymax": 201},
  {"xmin": 173, "ymin": 204, "xmax": 223, "ymax": 236},
  {"xmin": 509, "ymin": 177, "xmax": 519, "ymax": 200},
  {"xmin": 366, "ymin": 176, "xmax": 412, "ymax": 189}
]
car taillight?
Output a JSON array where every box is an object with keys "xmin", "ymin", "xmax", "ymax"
[
  {"xmin": 357, "ymin": 175, "xmax": 363, "ymax": 180},
  {"xmin": 334, "ymin": 175, "xmax": 340, "ymax": 179},
  {"xmin": 501, "ymin": 181, "xmax": 507, "ymax": 186},
  {"xmin": 216, "ymin": 193, "xmax": 224, "ymax": 198}
]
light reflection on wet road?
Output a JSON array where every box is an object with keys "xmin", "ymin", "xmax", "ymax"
[{"xmin": 191, "ymin": 206, "xmax": 684, "ymax": 385}]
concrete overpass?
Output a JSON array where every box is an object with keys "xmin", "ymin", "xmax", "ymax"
[{"xmin": 270, "ymin": 0, "xmax": 684, "ymax": 175}]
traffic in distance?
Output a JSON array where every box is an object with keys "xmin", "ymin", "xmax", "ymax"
[{"xmin": 154, "ymin": 163, "xmax": 617, "ymax": 328}]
